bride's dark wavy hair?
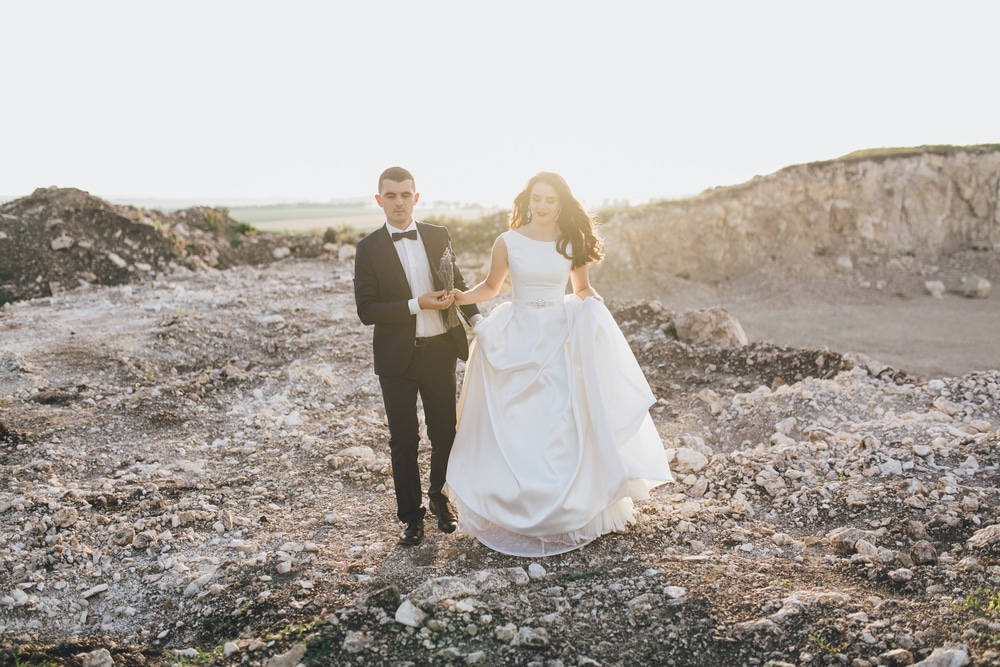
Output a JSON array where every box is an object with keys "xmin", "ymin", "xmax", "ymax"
[{"xmin": 509, "ymin": 172, "xmax": 603, "ymax": 268}]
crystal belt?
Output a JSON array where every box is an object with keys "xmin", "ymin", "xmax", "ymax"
[{"xmin": 516, "ymin": 298, "xmax": 558, "ymax": 308}]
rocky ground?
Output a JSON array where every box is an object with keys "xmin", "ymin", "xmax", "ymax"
[
  {"xmin": 2, "ymin": 185, "xmax": 1000, "ymax": 667},
  {"xmin": 1, "ymin": 248, "xmax": 999, "ymax": 667}
]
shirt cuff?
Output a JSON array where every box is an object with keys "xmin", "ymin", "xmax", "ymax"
[
  {"xmin": 469, "ymin": 314, "xmax": 484, "ymax": 326},
  {"xmin": 408, "ymin": 297, "xmax": 421, "ymax": 315}
]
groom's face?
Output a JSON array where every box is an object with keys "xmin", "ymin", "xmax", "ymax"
[{"xmin": 376, "ymin": 179, "xmax": 420, "ymax": 229}]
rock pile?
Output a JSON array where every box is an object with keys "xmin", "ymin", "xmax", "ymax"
[{"xmin": 0, "ymin": 187, "xmax": 330, "ymax": 304}]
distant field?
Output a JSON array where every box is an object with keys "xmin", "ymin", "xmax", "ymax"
[{"xmin": 230, "ymin": 203, "xmax": 499, "ymax": 234}]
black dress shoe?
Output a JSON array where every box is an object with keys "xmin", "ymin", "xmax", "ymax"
[
  {"xmin": 399, "ymin": 521, "xmax": 424, "ymax": 546},
  {"xmin": 429, "ymin": 499, "xmax": 459, "ymax": 534}
]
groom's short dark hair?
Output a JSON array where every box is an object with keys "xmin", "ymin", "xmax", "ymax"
[{"xmin": 378, "ymin": 167, "xmax": 415, "ymax": 194}]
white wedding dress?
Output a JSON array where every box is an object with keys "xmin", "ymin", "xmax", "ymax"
[{"xmin": 446, "ymin": 230, "xmax": 673, "ymax": 557}]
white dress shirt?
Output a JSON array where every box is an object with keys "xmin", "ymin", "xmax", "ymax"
[{"xmin": 387, "ymin": 221, "xmax": 449, "ymax": 338}]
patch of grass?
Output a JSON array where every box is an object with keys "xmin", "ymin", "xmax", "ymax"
[
  {"xmin": 230, "ymin": 203, "xmax": 372, "ymax": 225},
  {"xmin": 323, "ymin": 224, "xmax": 363, "ymax": 246},
  {"xmin": 7, "ymin": 647, "xmax": 58, "ymax": 667},
  {"xmin": 202, "ymin": 209, "xmax": 225, "ymax": 232},
  {"xmin": 304, "ymin": 625, "xmax": 343, "ymax": 666},
  {"xmin": 173, "ymin": 645, "xmax": 222, "ymax": 665},
  {"xmin": 768, "ymin": 579, "xmax": 791, "ymax": 588},
  {"xmin": 838, "ymin": 144, "xmax": 1000, "ymax": 161},
  {"xmin": 955, "ymin": 589, "xmax": 1000, "ymax": 618},
  {"xmin": 810, "ymin": 629, "xmax": 850, "ymax": 654},
  {"xmin": 265, "ymin": 618, "xmax": 325, "ymax": 641},
  {"xmin": 197, "ymin": 611, "xmax": 241, "ymax": 639}
]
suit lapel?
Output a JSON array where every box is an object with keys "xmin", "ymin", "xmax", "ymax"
[
  {"xmin": 417, "ymin": 222, "xmax": 443, "ymax": 290},
  {"xmin": 374, "ymin": 225, "xmax": 412, "ymax": 295}
]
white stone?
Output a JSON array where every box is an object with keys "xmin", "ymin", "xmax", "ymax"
[
  {"xmin": 339, "ymin": 446, "xmax": 376, "ymax": 459},
  {"xmin": 970, "ymin": 419, "xmax": 993, "ymax": 433},
  {"xmin": 81, "ymin": 584, "xmax": 109, "ymax": 599},
  {"xmin": 878, "ymin": 459, "xmax": 903, "ymax": 476},
  {"xmin": 888, "ymin": 568, "xmax": 914, "ymax": 582},
  {"xmin": 513, "ymin": 626, "xmax": 549, "ymax": 647},
  {"xmin": 855, "ymin": 539, "xmax": 879, "ymax": 557},
  {"xmin": 79, "ymin": 648, "xmax": 114, "ymax": 667},
  {"xmin": 394, "ymin": 599, "xmax": 428, "ymax": 627},
  {"xmin": 667, "ymin": 448, "xmax": 709, "ymax": 474},
  {"xmin": 924, "ymin": 280, "xmax": 946, "ymax": 298},
  {"xmin": 962, "ymin": 275, "xmax": 991, "ymax": 299},
  {"xmin": 51, "ymin": 234, "xmax": 75, "ymax": 250},
  {"xmin": 967, "ymin": 524, "xmax": 1000, "ymax": 549},
  {"xmin": 911, "ymin": 644, "xmax": 969, "ymax": 667},
  {"xmin": 264, "ymin": 643, "xmax": 306, "ymax": 666},
  {"xmin": 674, "ymin": 306, "xmax": 748, "ymax": 348},
  {"xmin": 54, "ymin": 507, "xmax": 79, "ymax": 527}
]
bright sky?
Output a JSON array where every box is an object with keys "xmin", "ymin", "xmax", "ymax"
[{"xmin": 2, "ymin": 1, "xmax": 998, "ymax": 208}]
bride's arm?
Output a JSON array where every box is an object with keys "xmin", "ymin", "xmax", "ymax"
[
  {"xmin": 570, "ymin": 263, "xmax": 603, "ymax": 302},
  {"xmin": 453, "ymin": 236, "xmax": 509, "ymax": 306}
]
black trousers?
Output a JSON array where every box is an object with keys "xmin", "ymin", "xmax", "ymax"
[{"xmin": 378, "ymin": 342, "xmax": 457, "ymax": 524}]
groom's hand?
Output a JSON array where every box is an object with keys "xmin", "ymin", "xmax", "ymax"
[{"xmin": 418, "ymin": 290, "xmax": 454, "ymax": 311}]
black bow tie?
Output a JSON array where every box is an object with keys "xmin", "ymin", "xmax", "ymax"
[{"xmin": 391, "ymin": 230, "xmax": 417, "ymax": 242}]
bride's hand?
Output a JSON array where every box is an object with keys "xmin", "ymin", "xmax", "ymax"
[{"xmin": 451, "ymin": 289, "xmax": 470, "ymax": 306}]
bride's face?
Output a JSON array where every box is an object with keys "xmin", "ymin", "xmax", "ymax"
[{"xmin": 529, "ymin": 183, "xmax": 560, "ymax": 224}]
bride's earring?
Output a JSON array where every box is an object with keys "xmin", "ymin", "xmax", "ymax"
[
  {"xmin": 526, "ymin": 210, "xmax": 532, "ymax": 223},
  {"xmin": 554, "ymin": 209, "xmax": 561, "ymax": 223}
]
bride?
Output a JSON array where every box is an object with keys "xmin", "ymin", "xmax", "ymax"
[{"xmin": 447, "ymin": 172, "xmax": 673, "ymax": 557}]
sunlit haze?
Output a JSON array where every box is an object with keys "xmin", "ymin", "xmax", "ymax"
[{"xmin": 2, "ymin": 1, "xmax": 998, "ymax": 209}]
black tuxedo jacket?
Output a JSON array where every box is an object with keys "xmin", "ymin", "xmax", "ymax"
[{"xmin": 354, "ymin": 221, "xmax": 480, "ymax": 377}]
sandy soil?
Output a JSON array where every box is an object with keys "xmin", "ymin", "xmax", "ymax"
[{"xmin": 722, "ymin": 291, "xmax": 1000, "ymax": 380}]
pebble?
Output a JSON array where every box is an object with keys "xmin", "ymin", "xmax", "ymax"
[
  {"xmin": 81, "ymin": 584, "xmax": 108, "ymax": 599},
  {"xmin": 395, "ymin": 599, "xmax": 428, "ymax": 627},
  {"xmin": 79, "ymin": 648, "xmax": 114, "ymax": 667}
]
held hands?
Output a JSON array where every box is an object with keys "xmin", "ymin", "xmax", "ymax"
[
  {"xmin": 449, "ymin": 288, "xmax": 471, "ymax": 306},
  {"xmin": 418, "ymin": 290, "xmax": 455, "ymax": 311}
]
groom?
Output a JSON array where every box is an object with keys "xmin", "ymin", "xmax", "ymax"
[{"xmin": 353, "ymin": 166, "xmax": 481, "ymax": 546}]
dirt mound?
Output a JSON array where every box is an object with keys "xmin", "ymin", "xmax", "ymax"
[{"xmin": 0, "ymin": 187, "xmax": 329, "ymax": 305}]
